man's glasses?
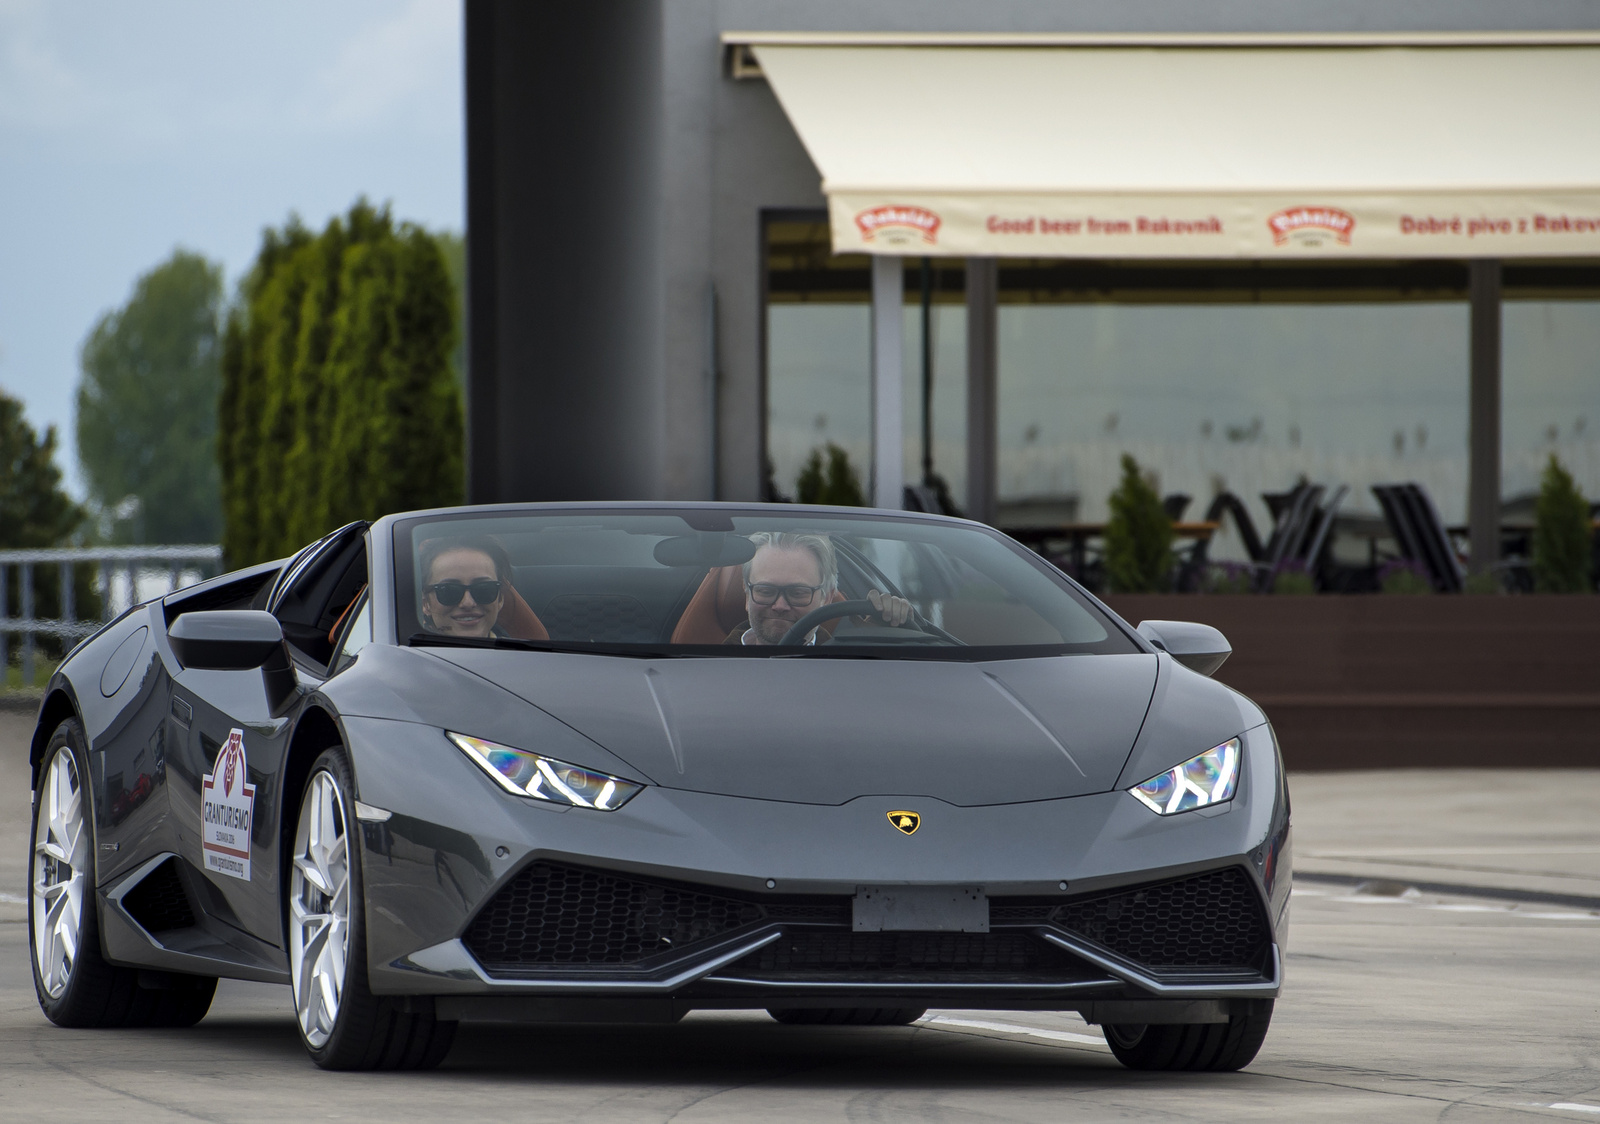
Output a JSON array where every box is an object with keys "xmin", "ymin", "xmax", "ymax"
[
  {"xmin": 427, "ymin": 579, "xmax": 503, "ymax": 607},
  {"xmin": 746, "ymin": 581, "xmax": 823, "ymax": 608}
]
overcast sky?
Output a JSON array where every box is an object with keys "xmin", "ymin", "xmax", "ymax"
[{"xmin": 0, "ymin": 0, "xmax": 463, "ymax": 497}]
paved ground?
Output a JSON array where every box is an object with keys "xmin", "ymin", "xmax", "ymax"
[{"xmin": 2, "ymin": 709, "xmax": 1597, "ymax": 1121}]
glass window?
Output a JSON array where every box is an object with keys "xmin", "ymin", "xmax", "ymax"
[
  {"xmin": 1503, "ymin": 299, "xmax": 1600, "ymax": 510},
  {"xmin": 997, "ymin": 300, "xmax": 1470, "ymax": 559},
  {"xmin": 333, "ymin": 595, "xmax": 372, "ymax": 672},
  {"xmin": 764, "ymin": 218, "xmax": 967, "ymax": 507},
  {"xmin": 393, "ymin": 510, "xmax": 1134, "ymax": 658}
]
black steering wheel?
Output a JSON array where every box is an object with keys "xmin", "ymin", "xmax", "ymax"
[{"xmin": 777, "ymin": 599, "xmax": 962, "ymax": 647}]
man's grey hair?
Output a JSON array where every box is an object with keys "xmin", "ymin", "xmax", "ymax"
[{"xmin": 743, "ymin": 531, "xmax": 838, "ymax": 593}]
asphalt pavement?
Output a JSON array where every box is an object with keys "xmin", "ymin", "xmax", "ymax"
[{"xmin": 1, "ymin": 708, "xmax": 1597, "ymax": 1122}]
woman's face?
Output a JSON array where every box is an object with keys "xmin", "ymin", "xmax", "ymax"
[{"xmin": 423, "ymin": 548, "xmax": 504, "ymax": 637}]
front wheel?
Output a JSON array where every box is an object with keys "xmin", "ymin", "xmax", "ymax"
[
  {"xmin": 288, "ymin": 747, "xmax": 455, "ymax": 1070},
  {"xmin": 1104, "ymin": 1000, "xmax": 1274, "ymax": 1071}
]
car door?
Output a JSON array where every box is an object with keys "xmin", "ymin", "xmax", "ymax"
[{"xmin": 169, "ymin": 524, "xmax": 368, "ymax": 946}]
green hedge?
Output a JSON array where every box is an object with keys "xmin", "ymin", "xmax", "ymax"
[{"xmin": 220, "ymin": 203, "xmax": 462, "ymax": 567}]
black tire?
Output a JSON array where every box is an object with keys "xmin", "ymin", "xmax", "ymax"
[
  {"xmin": 767, "ymin": 1007, "xmax": 927, "ymax": 1026},
  {"xmin": 31, "ymin": 718, "xmax": 218, "ymax": 1029},
  {"xmin": 288, "ymin": 747, "xmax": 455, "ymax": 1071},
  {"xmin": 1104, "ymin": 1000, "xmax": 1274, "ymax": 1071}
]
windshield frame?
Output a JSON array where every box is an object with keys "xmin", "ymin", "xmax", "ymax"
[{"xmin": 389, "ymin": 503, "xmax": 1144, "ymax": 661}]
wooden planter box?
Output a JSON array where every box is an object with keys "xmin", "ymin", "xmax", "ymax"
[{"xmin": 1101, "ymin": 595, "xmax": 1600, "ymax": 770}]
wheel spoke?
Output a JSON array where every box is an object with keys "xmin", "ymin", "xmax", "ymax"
[{"xmin": 294, "ymin": 854, "xmax": 329, "ymax": 895}]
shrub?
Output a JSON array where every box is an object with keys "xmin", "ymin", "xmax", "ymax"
[
  {"xmin": 1531, "ymin": 454, "xmax": 1591, "ymax": 593},
  {"xmin": 1270, "ymin": 560, "xmax": 1316, "ymax": 595},
  {"xmin": 1104, "ymin": 454, "xmax": 1174, "ymax": 593},
  {"xmin": 795, "ymin": 443, "xmax": 866, "ymax": 506},
  {"xmin": 1379, "ymin": 559, "xmax": 1433, "ymax": 594},
  {"xmin": 1203, "ymin": 562, "xmax": 1254, "ymax": 594}
]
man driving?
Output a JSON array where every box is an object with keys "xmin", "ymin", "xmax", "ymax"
[{"xmin": 736, "ymin": 531, "xmax": 912, "ymax": 645}]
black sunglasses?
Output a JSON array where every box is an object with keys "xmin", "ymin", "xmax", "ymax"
[
  {"xmin": 746, "ymin": 581, "xmax": 823, "ymax": 608},
  {"xmin": 426, "ymin": 579, "xmax": 503, "ymax": 607}
]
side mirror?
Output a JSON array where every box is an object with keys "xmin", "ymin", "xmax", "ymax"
[
  {"xmin": 1137, "ymin": 620, "xmax": 1231, "ymax": 677},
  {"xmin": 170, "ymin": 610, "xmax": 298, "ymax": 713},
  {"xmin": 169, "ymin": 611, "xmax": 285, "ymax": 670}
]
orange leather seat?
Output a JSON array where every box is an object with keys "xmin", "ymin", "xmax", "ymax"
[
  {"xmin": 670, "ymin": 565, "xmax": 846, "ymax": 644},
  {"xmin": 498, "ymin": 583, "xmax": 550, "ymax": 641},
  {"xmin": 671, "ymin": 566, "xmax": 749, "ymax": 644}
]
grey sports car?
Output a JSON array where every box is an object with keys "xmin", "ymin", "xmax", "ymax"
[{"xmin": 28, "ymin": 503, "xmax": 1289, "ymax": 1071}]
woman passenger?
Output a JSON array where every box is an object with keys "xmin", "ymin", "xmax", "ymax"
[{"xmin": 418, "ymin": 536, "xmax": 511, "ymax": 638}]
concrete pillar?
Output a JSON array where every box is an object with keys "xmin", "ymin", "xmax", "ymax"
[
  {"xmin": 1468, "ymin": 259, "xmax": 1502, "ymax": 575},
  {"xmin": 871, "ymin": 254, "xmax": 904, "ymax": 509},
  {"xmin": 966, "ymin": 257, "xmax": 999, "ymax": 525}
]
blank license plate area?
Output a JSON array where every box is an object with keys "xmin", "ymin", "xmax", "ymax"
[{"xmin": 853, "ymin": 886, "xmax": 989, "ymax": 933}]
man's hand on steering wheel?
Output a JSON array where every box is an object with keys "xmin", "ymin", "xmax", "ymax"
[{"xmin": 866, "ymin": 589, "xmax": 912, "ymax": 627}]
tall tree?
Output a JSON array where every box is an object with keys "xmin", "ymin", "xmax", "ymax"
[
  {"xmin": 77, "ymin": 250, "xmax": 225, "ymax": 542},
  {"xmin": 220, "ymin": 202, "xmax": 462, "ymax": 566},
  {"xmin": 0, "ymin": 390, "xmax": 94, "ymax": 646},
  {"xmin": 0, "ymin": 391, "xmax": 83, "ymax": 549},
  {"xmin": 433, "ymin": 230, "xmax": 466, "ymax": 394}
]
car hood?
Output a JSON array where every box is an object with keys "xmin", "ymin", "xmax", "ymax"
[{"xmin": 424, "ymin": 649, "xmax": 1159, "ymax": 806}]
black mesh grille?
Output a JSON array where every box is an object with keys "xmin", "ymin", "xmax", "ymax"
[
  {"xmin": 1051, "ymin": 867, "xmax": 1269, "ymax": 969},
  {"xmin": 539, "ymin": 595, "xmax": 657, "ymax": 642},
  {"xmin": 733, "ymin": 930, "xmax": 1083, "ymax": 981},
  {"xmin": 465, "ymin": 863, "xmax": 844, "ymax": 971},
  {"xmin": 988, "ymin": 900, "xmax": 1059, "ymax": 925},
  {"xmin": 122, "ymin": 858, "xmax": 195, "ymax": 933}
]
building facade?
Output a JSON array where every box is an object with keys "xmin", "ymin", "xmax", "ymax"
[{"xmin": 465, "ymin": 1, "xmax": 1600, "ymax": 569}]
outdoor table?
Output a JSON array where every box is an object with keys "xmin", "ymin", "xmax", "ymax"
[{"xmin": 1002, "ymin": 521, "xmax": 1221, "ymax": 583}]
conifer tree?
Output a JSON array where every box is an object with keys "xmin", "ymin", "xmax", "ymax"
[
  {"xmin": 1104, "ymin": 453, "xmax": 1174, "ymax": 593},
  {"xmin": 219, "ymin": 203, "xmax": 462, "ymax": 566},
  {"xmin": 1532, "ymin": 454, "xmax": 1592, "ymax": 593}
]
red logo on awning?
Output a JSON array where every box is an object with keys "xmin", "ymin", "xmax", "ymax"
[
  {"xmin": 856, "ymin": 205, "xmax": 941, "ymax": 244},
  {"xmin": 1267, "ymin": 206, "xmax": 1355, "ymax": 246}
]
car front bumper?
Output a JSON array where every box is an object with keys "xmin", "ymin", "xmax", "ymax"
[{"xmin": 343, "ymin": 717, "xmax": 1291, "ymax": 1019}]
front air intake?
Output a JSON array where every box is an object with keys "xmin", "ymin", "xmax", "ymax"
[
  {"xmin": 464, "ymin": 862, "xmax": 848, "ymax": 972},
  {"xmin": 1051, "ymin": 866, "xmax": 1271, "ymax": 971}
]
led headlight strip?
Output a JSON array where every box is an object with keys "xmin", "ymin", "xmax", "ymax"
[
  {"xmin": 1128, "ymin": 736, "xmax": 1240, "ymax": 815},
  {"xmin": 448, "ymin": 732, "xmax": 643, "ymax": 811}
]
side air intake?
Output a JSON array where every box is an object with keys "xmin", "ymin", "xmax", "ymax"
[{"xmin": 122, "ymin": 858, "xmax": 197, "ymax": 934}]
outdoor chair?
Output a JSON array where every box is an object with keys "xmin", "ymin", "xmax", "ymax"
[
  {"xmin": 1181, "ymin": 483, "xmax": 1345, "ymax": 592},
  {"xmin": 1372, "ymin": 483, "xmax": 1465, "ymax": 592}
]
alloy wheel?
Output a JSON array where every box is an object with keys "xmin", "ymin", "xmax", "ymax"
[
  {"xmin": 289, "ymin": 770, "xmax": 351, "ymax": 1049},
  {"xmin": 32, "ymin": 749, "xmax": 88, "ymax": 999}
]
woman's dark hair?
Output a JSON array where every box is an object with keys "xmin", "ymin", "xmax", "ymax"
[{"xmin": 418, "ymin": 536, "xmax": 512, "ymax": 589}]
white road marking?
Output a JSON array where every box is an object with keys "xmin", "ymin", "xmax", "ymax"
[
  {"xmin": 1548, "ymin": 1104, "xmax": 1600, "ymax": 1115},
  {"xmin": 0, "ymin": 892, "xmax": 24, "ymax": 904},
  {"xmin": 925, "ymin": 1015, "xmax": 1109, "ymax": 1049},
  {"xmin": 1303, "ymin": 846, "xmax": 1600, "ymax": 857},
  {"xmin": 1297, "ymin": 889, "xmax": 1599, "ymax": 921}
]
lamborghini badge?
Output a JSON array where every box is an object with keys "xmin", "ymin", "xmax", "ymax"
[{"xmin": 887, "ymin": 810, "xmax": 920, "ymax": 835}]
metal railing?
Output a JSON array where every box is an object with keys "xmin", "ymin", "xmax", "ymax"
[{"xmin": 0, "ymin": 545, "xmax": 223, "ymax": 689}]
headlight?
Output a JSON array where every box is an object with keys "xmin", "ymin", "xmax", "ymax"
[
  {"xmin": 1128, "ymin": 737, "xmax": 1240, "ymax": 815},
  {"xmin": 448, "ymin": 732, "xmax": 644, "ymax": 811}
]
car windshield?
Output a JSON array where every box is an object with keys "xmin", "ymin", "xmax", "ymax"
[{"xmin": 394, "ymin": 508, "xmax": 1137, "ymax": 659}]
